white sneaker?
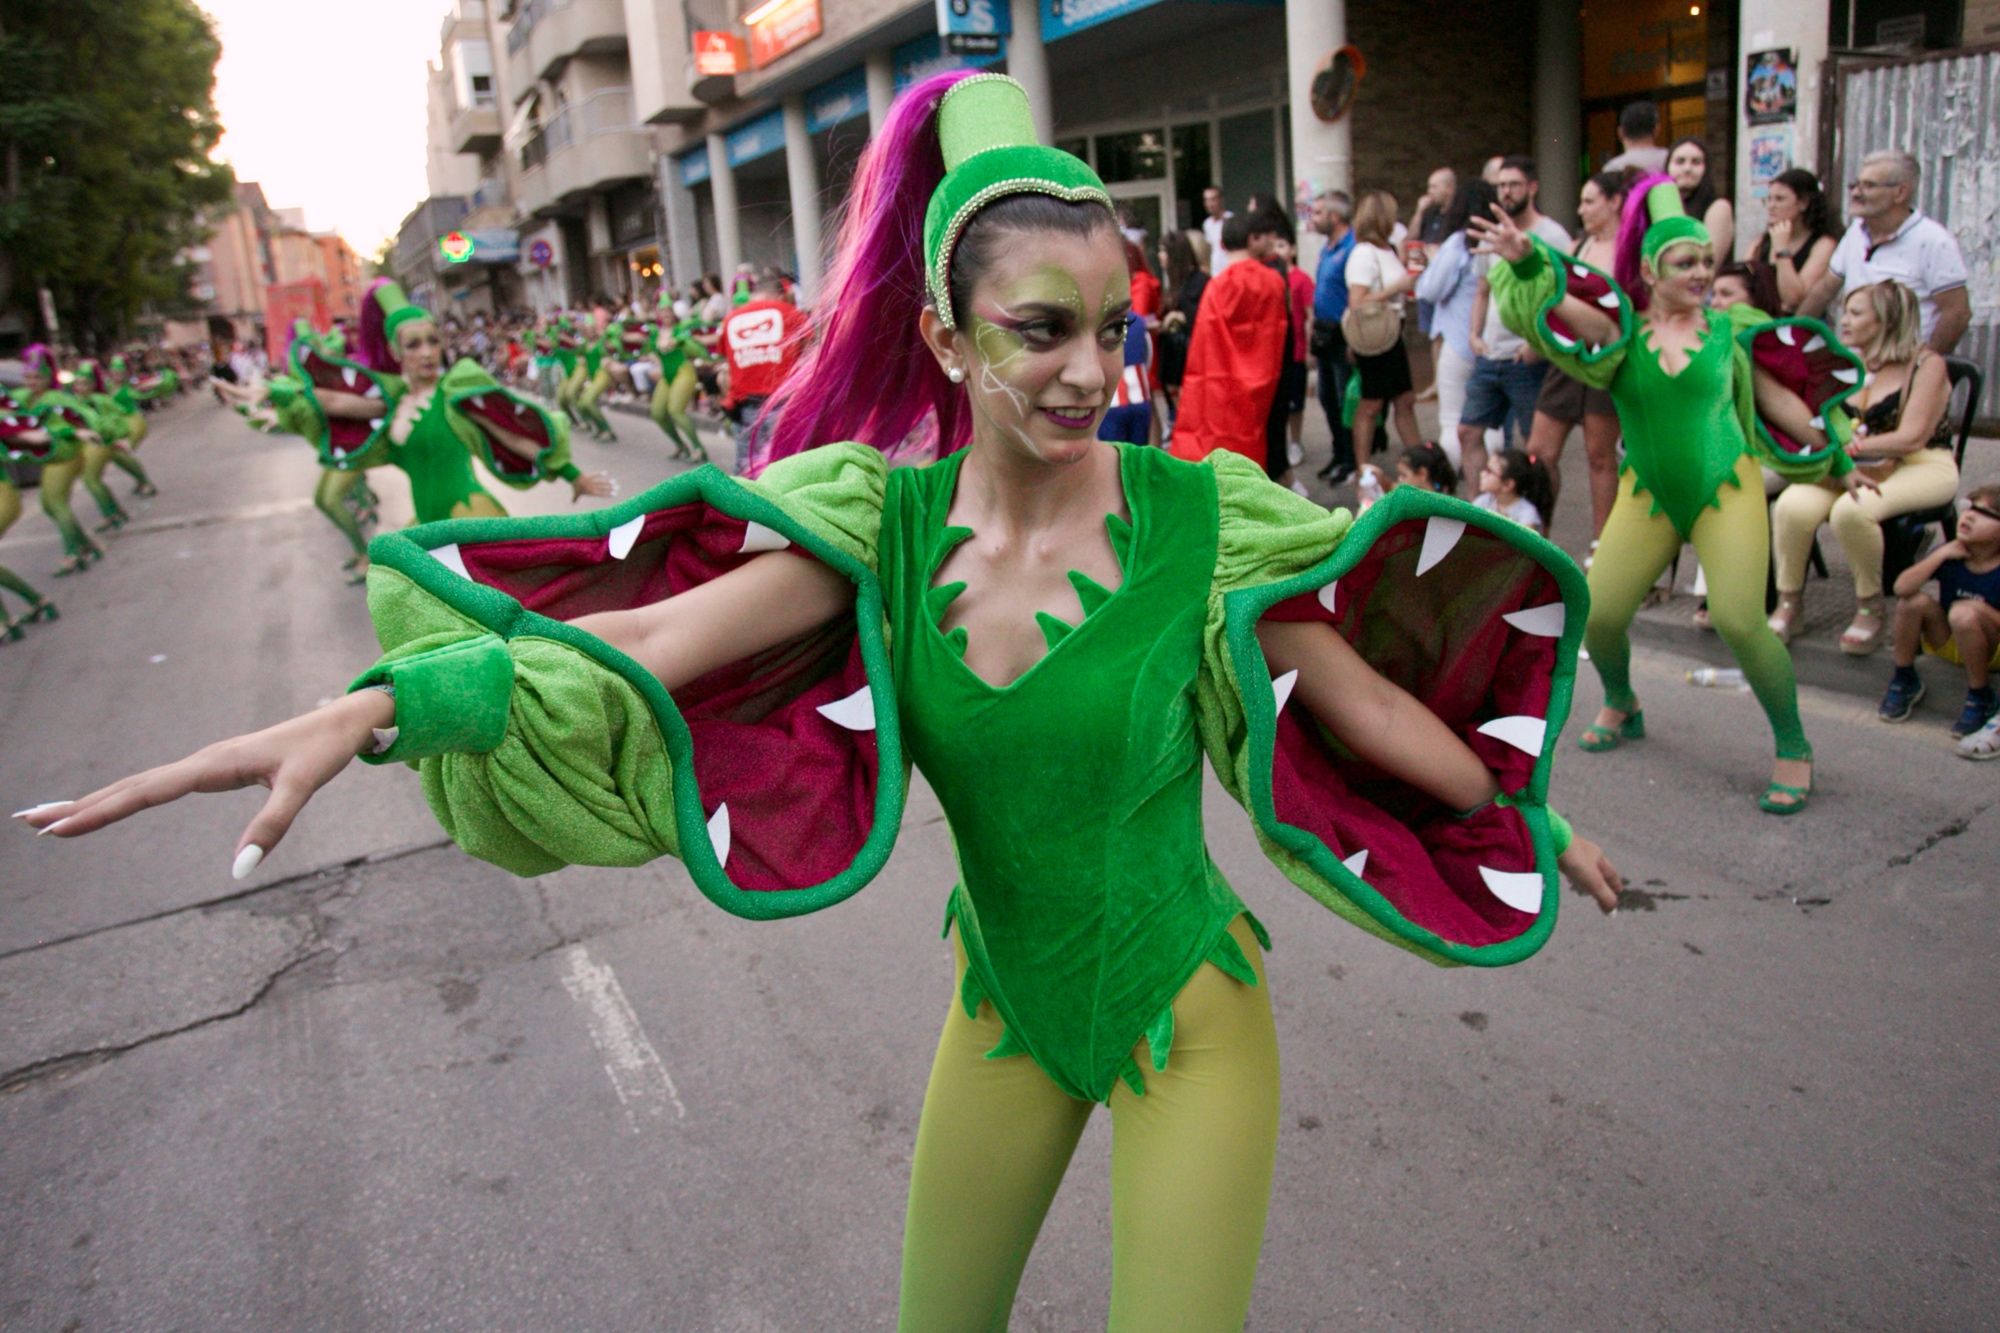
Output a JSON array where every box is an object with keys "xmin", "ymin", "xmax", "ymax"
[
  {"xmin": 1957, "ymin": 714, "xmax": 2000, "ymax": 761},
  {"xmin": 1287, "ymin": 441, "xmax": 1304, "ymax": 467}
]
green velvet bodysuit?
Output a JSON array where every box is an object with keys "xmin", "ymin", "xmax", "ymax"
[
  {"xmin": 391, "ymin": 385, "xmax": 501, "ymax": 523},
  {"xmin": 1619, "ymin": 315, "xmax": 1750, "ymax": 539},
  {"xmin": 884, "ymin": 445, "xmax": 1264, "ymax": 1103}
]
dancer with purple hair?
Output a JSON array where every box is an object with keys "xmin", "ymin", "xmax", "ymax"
[{"xmin": 23, "ymin": 76, "xmax": 1625, "ymax": 1328}]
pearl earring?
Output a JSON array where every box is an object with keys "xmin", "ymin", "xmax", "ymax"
[{"xmin": 947, "ymin": 366, "xmax": 965, "ymax": 383}]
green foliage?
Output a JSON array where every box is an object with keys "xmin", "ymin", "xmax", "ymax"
[{"xmin": 0, "ymin": 0, "xmax": 236, "ymax": 349}]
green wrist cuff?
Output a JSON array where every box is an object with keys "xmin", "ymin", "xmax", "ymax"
[
  {"xmin": 348, "ymin": 632, "xmax": 514, "ymax": 764},
  {"xmin": 556, "ymin": 462, "xmax": 580, "ymax": 482},
  {"xmin": 1506, "ymin": 242, "xmax": 1548, "ymax": 280},
  {"xmin": 1545, "ymin": 806, "xmax": 1574, "ymax": 856},
  {"xmin": 1827, "ymin": 441, "xmax": 1855, "ymax": 476}
]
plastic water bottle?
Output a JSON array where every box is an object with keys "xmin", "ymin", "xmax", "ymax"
[
  {"xmin": 1357, "ymin": 466, "xmax": 1385, "ymax": 505},
  {"xmin": 1685, "ymin": 667, "xmax": 1746, "ymax": 687}
]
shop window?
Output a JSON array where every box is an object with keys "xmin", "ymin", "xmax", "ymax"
[
  {"xmin": 1217, "ymin": 110, "xmax": 1275, "ymax": 215},
  {"xmin": 1095, "ymin": 129, "xmax": 1167, "ymax": 183},
  {"xmin": 1171, "ymin": 122, "xmax": 1211, "ymax": 233}
]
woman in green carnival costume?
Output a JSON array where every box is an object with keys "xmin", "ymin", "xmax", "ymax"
[
  {"xmin": 0, "ymin": 397, "xmax": 64, "ymax": 634},
  {"xmin": 1476, "ymin": 174, "xmax": 1873, "ymax": 814},
  {"xmin": 14, "ymin": 347, "xmax": 108, "ymax": 574},
  {"xmin": 645, "ymin": 317, "xmax": 708, "ymax": 461},
  {"xmin": 573, "ymin": 318, "xmax": 618, "ymax": 442},
  {"xmin": 551, "ymin": 319, "xmax": 585, "ymax": 426},
  {"xmin": 250, "ymin": 321, "xmax": 391, "ymax": 580},
  {"xmin": 26, "ymin": 77, "xmax": 1625, "ymax": 1330},
  {"xmin": 75, "ymin": 359, "xmax": 157, "ymax": 508},
  {"xmin": 317, "ymin": 281, "xmax": 615, "ymax": 525}
]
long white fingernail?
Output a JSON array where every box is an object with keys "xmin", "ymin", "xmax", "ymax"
[
  {"xmin": 12, "ymin": 802, "xmax": 69, "ymax": 819},
  {"xmin": 38, "ymin": 817, "xmax": 70, "ymax": 837},
  {"xmin": 232, "ymin": 845, "xmax": 264, "ymax": 880}
]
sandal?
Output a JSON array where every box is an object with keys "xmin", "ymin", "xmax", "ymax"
[
  {"xmin": 1767, "ymin": 592, "xmax": 1805, "ymax": 644},
  {"xmin": 52, "ymin": 555, "xmax": 89, "ymax": 578},
  {"xmin": 2, "ymin": 620, "xmax": 21, "ymax": 642},
  {"xmin": 1578, "ymin": 708, "xmax": 1646, "ymax": 752},
  {"xmin": 1839, "ymin": 598, "xmax": 1884, "ymax": 655},
  {"xmin": 1760, "ymin": 755, "xmax": 1814, "ymax": 815},
  {"xmin": 26, "ymin": 600, "xmax": 57, "ymax": 624},
  {"xmin": 133, "ymin": 482, "xmax": 159, "ymax": 498}
]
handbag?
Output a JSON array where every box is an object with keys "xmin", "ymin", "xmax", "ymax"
[{"xmin": 1341, "ymin": 300, "xmax": 1402, "ymax": 358}]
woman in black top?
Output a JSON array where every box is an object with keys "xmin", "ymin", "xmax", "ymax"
[{"xmin": 1155, "ymin": 228, "xmax": 1210, "ymax": 431}]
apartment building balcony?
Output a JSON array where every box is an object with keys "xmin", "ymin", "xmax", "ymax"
[
  {"xmin": 511, "ymin": 87, "xmax": 649, "ymax": 220},
  {"xmin": 505, "ymin": 0, "xmax": 628, "ymax": 91},
  {"xmin": 451, "ymin": 97, "xmax": 501, "ymax": 154}
]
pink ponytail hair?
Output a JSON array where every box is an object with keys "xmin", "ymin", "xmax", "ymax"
[
  {"xmin": 750, "ymin": 71, "xmax": 975, "ymax": 474},
  {"xmin": 22, "ymin": 343, "xmax": 52, "ymax": 374},
  {"xmin": 1614, "ymin": 172, "xmax": 1675, "ymax": 311},
  {"xmin": 354, "ymin": 277, "xmax": 401, "ymax": 372}
]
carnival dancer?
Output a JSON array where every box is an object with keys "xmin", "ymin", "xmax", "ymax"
[
  {"xmin": 5, "ymin": 362, "xmax": 106, "ymax": 575},
  {"xmin": 314, "ymin": 281, "xmax": 615, "ymax": 524},
  {"xmin": 645, "ymin": 317, "xmax": 709, "ymax": 461},
  {"xmin": 575, "ymin": 317, "xmax": 618, "ymax": 442},
  {"xmin": 255, "ymin": 321, "xmax": 393, "ymax": 580},
  {"xmin": 24, "ymin": 76, "xmax": 1623, "ymax": 1331},
  {"xmin": 75, "ymin": 359, "xmax": 156, "ymax": 509},
  {"xmin": 1477, "ymin": 175, "xmax": 1873, "ymax": 814},
  {"xmin": 0, "ymin": 406, "xmax": 62, "ymax": 634}
]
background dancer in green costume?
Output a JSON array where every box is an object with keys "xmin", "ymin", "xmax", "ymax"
[
  {"xmin": 14, "ymin": 348, "xmax": 107, "ymax": 574},
  {"xmin": 0, "ymin": 407, "xmax": 61, "ymax": 636},
  {"xmin": 644, "ymin": 318, "xmax": 708, "ymax": 460},
  {"xmin": 1479, "ymin": 176, "xmax": 1873, "ymax": 814},
  {"xmin": 258, "ymin": 321, "xmax": 392, "ymax": 580},
  {"xmin": 574, "ymin": 319, "xmax": 618, "ymax": 441},
  {"xmin": 75, "ymin": 360, "xmax": 156, "ymax": 512},
  {"xmin": 25, "ymin": 77, "xmax": 1623, "ymax": 1332}
]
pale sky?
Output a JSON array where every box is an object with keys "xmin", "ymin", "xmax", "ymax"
[{"xmin": 203, "ymin": 0, "xmax": 447, "ymax": 255}]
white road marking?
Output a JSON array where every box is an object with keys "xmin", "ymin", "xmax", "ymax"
[{"xmin": 558, "ymin": 945, "xmax": 687, "ymax": 1130}]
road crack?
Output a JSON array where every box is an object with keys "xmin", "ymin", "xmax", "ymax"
[{"xmin": 1886, "ymin": 801, "xmax": 1995, "ymax": 868}]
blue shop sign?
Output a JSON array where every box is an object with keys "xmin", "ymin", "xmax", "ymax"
[
  {"xmin": 806, "ymin": 67, "xmax": 868, "ymax": 134},
  {"xmin": 726, "ymin": 108, "xmax": 786, "ymax": 167},
  {"xmin": 1042, "ymin": 0, "xmax": 1274, "ymax": 42},
  {"xmin": 892, "ymin": 32, "xmax": 1003, "ymax": 90},
  {"xmin": 679, "ymin": 146, "xmax": 711, "ymax": 187}
]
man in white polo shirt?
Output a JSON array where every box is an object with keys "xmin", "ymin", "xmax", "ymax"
[{"xmin": 1798, "ymin": 149, "xmax": 1971, "ymax": 353}]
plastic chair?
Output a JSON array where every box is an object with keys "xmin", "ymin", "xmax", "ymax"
[{"xmin": 1880, "ymin": 355, "xmax": 1982, "ymax": 593}]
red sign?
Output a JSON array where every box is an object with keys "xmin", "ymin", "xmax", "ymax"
[
  {"xmin": 693, "ymin": 30, "xmax": 749, "ymax": 76},
  {"xmin": 748, "ymin": 0, "xmax": 820, "ymax": 69}
]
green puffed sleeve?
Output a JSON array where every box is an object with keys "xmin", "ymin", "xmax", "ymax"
[
  {"xmin": 1489, "ymin": 237, "xmax": 1632, "ymax": 390},
  {"xmin": 439, "ymin": 357, "xmax": 573, "ymax": 489},
  {"xmin": 1196, "ymin": 448, "xmax": 1589, "ymax": 968},
  {"xmin": 348, "ymin": 443, "xmax": 903, "ymax": 916},
  {"xmin": 1728, "ymin": 306, "xmax": 1861, "ymax": 481}
]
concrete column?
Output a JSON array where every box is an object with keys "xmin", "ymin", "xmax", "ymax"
[
  {"xmin": 1532, "ymin": 0, "xmax": 1582, "ymax": 233},
  {"xmin": 707, "ymin": 131, "xmax": 743, "ymax": 280},
  {"xmin": 659, "ymin": 154, "xmax": 703, "ymax": 292},
  {"xmin": 782, "ymin": 95, "xmax": 824, "ymax": 303},
  {"xmin": 1285, "ymin": 0, "xmax": 1350, "ymax": 272},
  {"xmin": 865, "ymin": 49, "xmax": 895, "ymax": 134},
  {"xmin": 1735, "ymin": 0, "xmax": 1831, "ymax": 250},
  {"xmin": 1007, "ymin": 0, "xmax": 1053, "ymax": 143}
]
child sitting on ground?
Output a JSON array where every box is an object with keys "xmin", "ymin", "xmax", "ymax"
[
  {"xmin": 1879, "ymin": 484, "xmax": 2000, "ymax": 746},
  {"xmin": 1356, "ymin": 441, "xmax": 1456, "ymax": 514},
  {"xmin": 1474, "ymin": 448, "xmax": 1553, "ymax": 535}
]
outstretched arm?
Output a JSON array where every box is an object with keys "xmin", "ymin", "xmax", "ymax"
[
  {"xmin": 19, "ymin": 550, "xmax": 851, "ymax": 869},
  {"xmin": 1257, "ymin": 618, "xmax": 1624, "ymax": 912},
  {"xmin": 1468, "ymin": 206, "xmax": 1620, "ymax": 349}
]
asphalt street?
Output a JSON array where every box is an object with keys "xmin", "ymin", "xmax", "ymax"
[{"xmin": 1, "ymin": 395, "xmax": 1994, "ymax": 1330}]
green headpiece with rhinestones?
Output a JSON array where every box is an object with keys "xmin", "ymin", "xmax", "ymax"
[
  {"xmin": 1640, "ymin": 180, "xmax": 1708, "ymax": 267},
  {"xmin": 922, "ymin": 74, "xmax": 1112, "ymax": 330}
]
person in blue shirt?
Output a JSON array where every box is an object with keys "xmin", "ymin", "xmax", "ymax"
[{"xmin": 1310, "ymin": 190, "xmax": 1357, "ymax": 483}]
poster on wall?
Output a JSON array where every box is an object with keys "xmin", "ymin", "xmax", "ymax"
[
  {"xmin": 1747, "ymin": 127, "xmax": 1793, "ymax": 199},
  {"xmin": 1745, "ymin": 48, "xmax": 1797, "ymax": 124}
]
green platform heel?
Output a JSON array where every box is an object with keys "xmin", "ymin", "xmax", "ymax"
[{"xmin": 1577, "ymin": 708, "xmax": 1645, "ymax": 752}]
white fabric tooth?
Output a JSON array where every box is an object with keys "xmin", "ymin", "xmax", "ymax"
[
  {"xmin": 1549, "ymin": 330, "xmax": 1577, "ymax": 350},
  {"xmin": 431, "ymin": 542, "xmax": 470, "ymax": 578},
  {"xmin": 1316, "ymin": 580, "xmax": 1338, "ymax": 615},
  {"xmin": 1777, "ymin": 325, "xmax": 1797, "ymax": 347},
  {"xmin": 815, "ymin": 685, "xmax": 876, "ymax": 731},
  {"xmin": 365, "ymin": 381, "xmax": 383, "ymax": 398},
  {"xmin": 738, "ymin": 520, "xmax": 790, "ymax": 553},
  {"xmin": 1809, "ymin": 414, "xmax": 1825, "ymax": 430},
  {"xmin": 1341, "ymin": 849, "xmax": 1369, "ymax": 879},
  {"xmin": 1572, "ymin": 264, "xmax": 1589, "ymax": 279},
  {"xmin": 1596, "ymin": 291, "xmax": 1621, "ymax": 309},
  {"xmin": 706, "ymin": 803, "xmax": 731, "ymax": 867},
  {"xmin": 1804, "ymin": 334, "xmax": 1827, "ymax": 354},
  {"xmin": 1477, "ymin": 714, "xmax": 1548, "ymax": 756},
  {"xmin": 1415, "ymin": 516, "xmax": 1466, "ymax": 576},
  {"xmin": 469, "ymin": 394, "xmax": 487, "ymax": 410},
  {"xmin": 1502, "ymin": 603, "xmax": 1566, "ymax": 637},
  {"xmin": 1480, "ymin": 865, "xmax": 1544, "ymax": 914},
  {"xmin": 1270, "ymin": 668, "xmax": 1299, "ymax": 716},
  {"xmin": 1832, "ymin": 367, "xmax": 1859, "ymax": 384},
  {"xmin": 342, "ymin": 367, "xmax": 359, "ymax": 388},
  {"xmin": 607, "ymin": 514, "xmax": 645, "ymax": 560}
]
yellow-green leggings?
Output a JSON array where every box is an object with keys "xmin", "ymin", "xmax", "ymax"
[
  {"xmin": 577, "ymin": 368, "xmax": 614, "ymax": 437},
  {"xmin": 36, "ymin": 458, "xmax": 94, "ymax": 559},
  {"xmin": 1585, "ymin": 454, "xmax": 1810, "ymax": 759},
  {"xmin": 898, "ymin": 914, "xmax": 1279, "ymax": 1332},
  {"xmin": 0, "ymin": 481, "xmax": 49, "ymax": 612},
  {"xmin": 650, "ymin": 362, "xmax": 701, "ymax": 456}
]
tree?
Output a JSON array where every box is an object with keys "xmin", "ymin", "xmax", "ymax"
[
  {"xmin": 370, "ymin": 236, "xmax": 397, "ymax": 279},
  {"xmin": 0, "ymin": 0, "xmax": 235, "ymax": 350}
]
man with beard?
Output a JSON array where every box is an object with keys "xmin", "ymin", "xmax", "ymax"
[{"xmin": 1459, "ymin": 155, "xmax": 1570, "ymax": 486}]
